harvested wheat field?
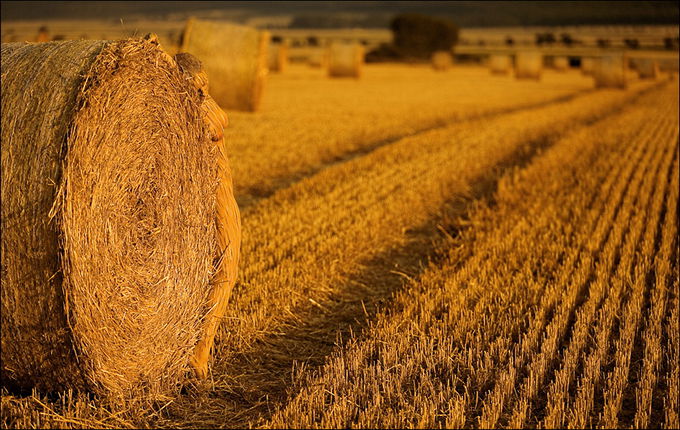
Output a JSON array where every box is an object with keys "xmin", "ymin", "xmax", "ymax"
[{"xmin": 1, "ymin": 52, "xmax": 678, "ymax": 429}]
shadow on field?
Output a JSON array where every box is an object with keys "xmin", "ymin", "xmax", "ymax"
[{"xmin": 156, "ymin": 81, "xmax": 667, "ymax": 429}]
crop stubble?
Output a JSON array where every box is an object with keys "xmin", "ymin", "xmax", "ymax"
[
  {"xmin": 1, "ymin": 66, "xmax": 676, "ymax": 429},
  {"xmin": 265, "ymin": 80, "xmax": 679, "ymax": 429}
]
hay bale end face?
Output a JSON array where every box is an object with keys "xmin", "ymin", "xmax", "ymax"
[
  {"xmin": 328, "ymin": 42, "xmax": 364, "ymax": 78},
  {"xmin": 592, "ymin": 54, "xmax": 627, "ymax": 89},
  {"xmin": 268, "ymin": 39, "xmax": 289, "ymax": 73},
  {"xmin": 552, "ymin": 56, "xmax": 569, "ymax": 71},
  {"xmin": 1, "ymin": 38, "xmax": 219, "ymax": 400},
  {"xmin": 581, "ymin": 57, "xmax": 595, "ymax": 75},
  {"xmin": 489, "ymin": 54, "xmax": 511, "ymax": 74},
  {"xmin": 308, "ymin": 47, "xmax": 328, "ymax": 68},
  {"xmin": 180, "ymin": 18, "xmax": 270, "ymax": 112},
  {"xmin": 635, "ymin": 58, "xmax": 660, "ymax": 79},
  {"xmin": 431, "ymin": 50, "xmax": 453, "ymax": 71},
  {"xmin": 515, "ymin": 51, "xmax": 542, "ymax": 80}
]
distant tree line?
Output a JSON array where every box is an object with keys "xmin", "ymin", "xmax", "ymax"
[{"xmin": 366, "ymin": 13, "xmax": 458, "ymax": 62}]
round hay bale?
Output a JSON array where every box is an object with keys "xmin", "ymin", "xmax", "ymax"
[
  {"xmin": 431, "ymin": 50, "xmax": 453, "ymax": 71},
  {"xmin": 592, "ymin": 54, "xmax": 627, "ymax": 89},
  {"xmin": 515, "ymin": 51, "xmax": 542, "ymax": 80},
  {"xmin": 327, "ymin": 42, "xmax": 364, "ymax": 78},
  {"xmin": 308, "ymin": 47, "xmax": 328, "ymax": 68},
  {"xmin": 552, "ymin": 56, "xmax": 569, "ymax": 71},
  {"xmin": 36, "ymin": 26, "xmax": 50, "ymax": 42},
  {"xmin": 180, "ymin": 18, "xmax": 270, "ymax": 112},
  {"xmin": 268, "ymin": 39, "xmax": 289, "ymax": 73},
  {"xmin": 635, "ymin": 58, "xmax": 660, "ymax": 79},
  {"xmin": 1, "ymin": 37, "xmax": 219, "ymax": 401},
  {"xmin": 658, "ymin": 57, "xmax": 679, "ymax": 73},
  {"xmin": 581, "ymin": 57, "xmax": 594, "ymax": 75},
  {"xmin": 489, "ymin": 54, "xmax": 511, "ymax": 75},
  {"xmin": 171, "ymin": 53, "xmax": 242, "ymax": 381}
]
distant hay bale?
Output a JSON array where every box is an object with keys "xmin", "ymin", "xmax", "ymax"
[
  {"xmin": 180, "ymin": 18, "xmax": 270, "ymax": 112},
  {"xmin": 658, "ymin": 57, "xmax": 679, "ymax": 73},
  {"xmin": 581, "ymin": 57, "xmax": 594, "ymax": 75},
  {"xmin": 635, "ymin": 58, "xmax": 659, "ymax": 79},
  {"xmin": 592, "ymin": 54, "xmax": 627, "ymax": 89},
  {"xmin": 553, "ymin": 56, "xmax": 569, "ymax": 71},
  {"xmin": 515, "ymin": 51, "xmax": 542, "ymax": 80},
  {"xmin": 489, "ymin": 54, "xmax": 511, "ymax": 74},
  {"xmin": 431, "ymin": 50, "xmax": 453, "ymax": 71},
  {"xmin": 308, "ymin": 47, "xmax": 328, "ymax": 68},
  {"xmin": 268, "ymin": 39, "xmax": 289, "ymax": 73},
  {"xmin": 36, "ymin": 26, "xmax": 49, "ymax": 42},
  {"xmin": 327, "ymin": 42, "xmax": 364, "ymax": 78},
  {"xmin": 1, "ymin": 37, "xmax": 219, "ymax": 401},
  {"xmin": 158, "ymin": 32, "xmax": 181, "ymax": 56}
]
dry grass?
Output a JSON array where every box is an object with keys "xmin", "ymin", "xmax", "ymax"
[
  {"xmin": 1, "ymin": 60, "xmax": 676, "ymax": 429},
  {"xmin": 225, "ymin": 63, "xmax": 595, "ymax": 204},
  {"xmin": 265, "ymin": 79, "xmax": 678, "ymax": 429}
]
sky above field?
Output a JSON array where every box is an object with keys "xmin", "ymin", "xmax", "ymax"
[{"xmin": 2, "ymin": 1, "xmax": 678, "ymax": 27}]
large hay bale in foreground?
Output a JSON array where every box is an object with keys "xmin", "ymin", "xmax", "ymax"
[
  {"xmin": 515, "ymin": 51, "xmax": 542, "ymax": 80},
  {"xmin": 268, "ymin": 39, "xmax": 289, "ymax": 73},
  {"xmin": 489, "ymin": 54, "xmax": 511, "ymax": 74},
  {"xmin": 635, "ymin": 58, "xmax": 660, "ymax": 79},
  {"xmin": 581, "ymin": 57, "xmax": 594, "ymax": 75},
  {"xmin": 180, "ymin": 18, "xmax": 270, "ymax": 112},
  {"xmin": 552, "ymin": 56, "xmax": 569, "ymax": 71},
  {"xmin": 431, "ymin": 50, "xmax": 453, "ymax": 71},
  {"xmin": 1, "ymin": 37, "xmax": 219, "ymax": 400},
  {"xmin": 328, "ymin": 42, "xmax": 364, "ymax": 78},
  {"xmin": 593, "ymin": 54, "xmax": 627, "ymax": 89}
]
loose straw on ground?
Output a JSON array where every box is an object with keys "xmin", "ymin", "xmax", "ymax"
[{"xmin": 1, "ymin": 35, "xmax": 228, "ymax": 402}]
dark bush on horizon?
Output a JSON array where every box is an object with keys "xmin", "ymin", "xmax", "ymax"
[{"xmin": 389, "ymin": 13, "xmax": 458, "ymax": 59}]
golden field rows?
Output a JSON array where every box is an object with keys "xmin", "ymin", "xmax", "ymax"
[
  {"xmin": 264, "ymin": 78, "xmax": 678, "ymax": 429},
  {"xmin": 1, "ymin": 65, "xmax": 678, "ymax": 429},
  {"xmin": 225, "ymin": 64, "xmax": 594, "ymax": 202}
]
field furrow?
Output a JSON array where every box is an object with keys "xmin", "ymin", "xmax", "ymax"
[
  {"xmin": 264, "ymin": 80, "xmax": 678, "ymax": 429},
  {"xmin": 226, "ymin": 65, "xmax": 597, "ymax": 204},
  {"xmin": 598, "ymin": 125, "xmax": 677, "ymax": 429},
  {"xmin": 1, "ymin": 57, "xmax": 677, "ymax": 430},
  {"xmin": 484, "ymin": 97, "xmax": 665, "ymax": 429},
  {"xmin": 556, "ymin": 111, "xmax": 671, "ymax": 427},
  {"xmin": 137, "ymin": 79, "xmax": 665, "ymax": 429},
  {"xmin": 633, "ymin": 146, "xmax": 679, "ymax": 429}
]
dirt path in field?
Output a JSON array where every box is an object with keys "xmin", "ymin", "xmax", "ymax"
[
  {"xmin": 235, "ymin": 88, "xmax": 596, "ymax": 210},
  {"xmin": 153, "ymin": 81, "xmax": 670, "ymax": 429}
]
